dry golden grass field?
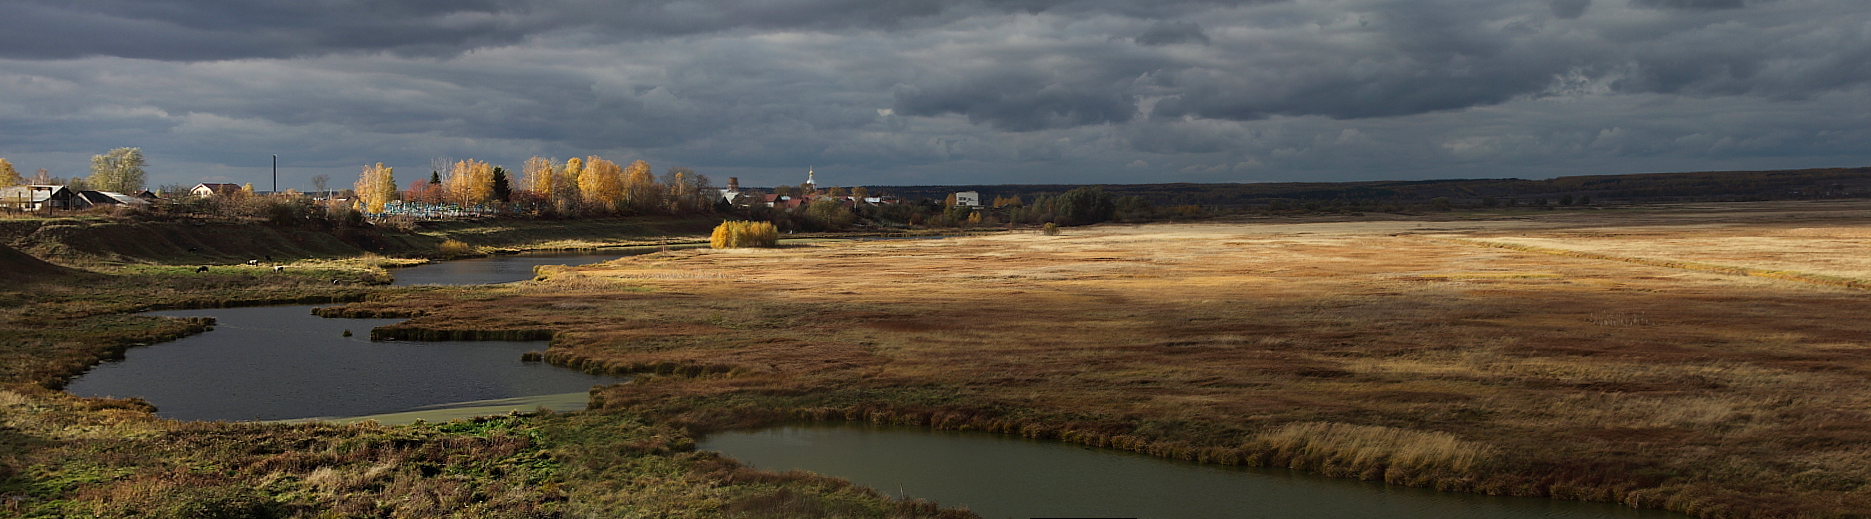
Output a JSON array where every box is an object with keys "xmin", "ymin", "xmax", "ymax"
[{"xmin": 315, "ymin": 200, "xmax": 1871, "ymax": 517}]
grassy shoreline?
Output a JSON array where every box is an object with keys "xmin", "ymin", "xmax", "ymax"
[{"xmin": 0, "ymin": 216, "xmax": 968, "ymax": 518}]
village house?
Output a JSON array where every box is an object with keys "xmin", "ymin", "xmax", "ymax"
[
  {"xmin": 71, "ymin": 190, "xmax": 151, "ymax": 210},
  {"xmin": 189, "ymin": 182, "xmax": 241, "ymax": 197},
  {"xmin": 720, "ymin": 177, "xmax": 744, "ymax": 204},
  {"xmin": 952, "ymin": 191, "xmax": 982, "ymax": 207},
  {"xmin": 0, "ymin": 185, "xmax": 78, "ymax": 211}
]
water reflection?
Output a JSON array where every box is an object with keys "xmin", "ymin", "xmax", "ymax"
[
  {"xmin": 66, "ymin": 306, "xmax": 621, "ymax": 421},
  {"xmin": 702, "ymin": 424, "xmax": 1685, "ymax": 519}
]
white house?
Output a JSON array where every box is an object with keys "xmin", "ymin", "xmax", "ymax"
[
  {"xmin": 952, "ymin": 191, "xmax": 981, "ymax": 207},
  {"xmin": 190, "ymin": 183, "xmax": 241, "ymax": 197}
]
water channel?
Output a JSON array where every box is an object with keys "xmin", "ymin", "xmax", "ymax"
[
  {"xmin": 66, "ymin": 250, "xmax": 646, "ymax": 422},
  {"xmin": 702, "ymin": 425, "xmax": 1686, "ymax": 519}
]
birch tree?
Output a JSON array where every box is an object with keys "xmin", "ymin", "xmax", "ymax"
[
  {"xmin": 447, "ymin": 159, "xmax": 494, "ymax": 207},
  {"xmin": 522, "ymin": 156, "xmax": 556, "ymax": 199},
  {"xmin": 557, "ymin": 157, "xmax": 585, "ymax": 214},
  {"xmin": 579, "ymin": 156, "xmax": 624, "ymax": 212},
  {"xmin": 661, "ymin": 167, "xmax": 713, "ymax": 214},
  {"xmin": 88, "ymin": 147, "xmax": 147, "ymax": 192},
  {"xmin": 622, "ymin": 160, "xmax": 659, "ymax": 214},
  {"xmin": 354, "ymin": 162, "xmax": 396, "ymax": 213}
]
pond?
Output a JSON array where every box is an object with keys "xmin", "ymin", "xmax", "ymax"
[
  {"xmin": 64, "ymin": 305, "xmax": 622, "ymax": 422},
  {"xmin": 66, "ymin": 251, "xmax": 640, "ymax": 422},
  {"xmin": 701, "ymin": 424, "xmax": 1686, "ymax": 519}
]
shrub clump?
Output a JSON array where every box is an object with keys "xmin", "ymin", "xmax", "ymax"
[
  {"xmin": 1042, "ymin": 222, "xmax": 1061, "ymax": 236},
  {"xmin": 437, "ymin": 239, "xmax": 475, "ymax": 258},
  {"xmin": 711, "ymin": 220, "xmax": 779, "ymax": 249}
]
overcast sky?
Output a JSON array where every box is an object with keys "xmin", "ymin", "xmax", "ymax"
[{"xmin": 1, "ymin": 0, "xmax": 1867, "ymax": 190}]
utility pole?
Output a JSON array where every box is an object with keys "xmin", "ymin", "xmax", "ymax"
[{"xmin": 272, "ymin": 154, "xmax": 278, "ymax": 194}]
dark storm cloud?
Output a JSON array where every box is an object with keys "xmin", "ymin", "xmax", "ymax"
[
  {"xmin": 0, "ymin": 0, "xmax": 1257, "ymax": 61},
  {"xmin": 1135, "ymin": 21, "xmax": 1211, "ymax": 46},
  {"xmin": 1629, "ymin": 0, "xmax": 1750, "ymax": 9},
  {"xmin": 1550, "ymin": 0, "xmax": 1591, "ymax": 18},
  {"xmin": 893, "ymin": 79, "xmax": 1139, "ymax": 132},
  {"xmin": 0, "ymin": 0, "xmax": 1867, "ymax": 188},
  {"xmin": 0, "ymin": 0, "xmax": 531, "ymax": 60}
]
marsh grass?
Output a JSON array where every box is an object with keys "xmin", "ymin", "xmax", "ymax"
[
  {"xmin": 334, "ymin": 206, "xmax": 1871, "ymax": 517},
  {"xmin": 15, "ymin": 202, "xmax": 1871, "ymax": 518},
  {"xmin": 1447, "ymin": 237, "xmax": 1871, "ymax": 290},
  {"xmin": 1254, "ymin": 421, "xmax": 1495, "ymax": 475}
]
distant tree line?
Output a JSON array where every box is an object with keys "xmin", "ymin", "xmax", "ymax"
[
  {"xmin": 352, "ymin": 156, "xmax": 718, "ymax": 218},
  {"xmin": 868, "ymin": 166, "xmax": 1871, "ymax": 211}
]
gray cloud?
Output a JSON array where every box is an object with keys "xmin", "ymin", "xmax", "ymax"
[
  {"xmin": 0, "ymin": 0, "xmax": 1866, "ymax": 190},
  {"xmin": 1629, "ymin": 0, "xmax": 1750, "ymax": 9},
  {"xmin": 1135, "ymin": 21, "xmax": 1211, "ymax": 46},
  {"xmin": 1550, "ymin": 0, "xmax": 1591, "ymax": 18}
]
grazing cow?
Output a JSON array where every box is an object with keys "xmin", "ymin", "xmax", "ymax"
[
  {"xmin": 273, "ymin": 266, "xmax": 285, "ymax": 272},
  {"xmin": 195, "ymin": 266, "xmax": 209, "ymax": 273},
  {"xmin": 246, "ymin": 259, "xmax": 259, "ymax": 266}
]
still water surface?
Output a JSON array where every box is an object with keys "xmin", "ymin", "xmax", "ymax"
[
  {"xmin": 65, "ymin": 305, "xmax": 621, "ymax": 421},
  {"xmin": 67, "ymin": 252, "xmax": 637, "ymax": 421},
  {"xmin": 702, "ymin": 425, "xmax": 1686, "ymax": 519}
]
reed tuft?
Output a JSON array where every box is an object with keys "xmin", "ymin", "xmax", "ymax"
[{"xmin": 1253, "ymin": 421, "xmax": 1495, "ymax": 476}]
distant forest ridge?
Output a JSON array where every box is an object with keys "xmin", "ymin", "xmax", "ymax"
[{"xmin": 862, "ymin": 166, "xmax": 1871, "ymax": 207}]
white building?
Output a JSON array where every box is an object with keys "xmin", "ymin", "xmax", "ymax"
[
  {"xmin": 190, "ymin": 183, "xmax": 241, "ymax": 197},
  {"xmin": 952, "ymin": 191, "xmax": 981, "ymax": 207}
]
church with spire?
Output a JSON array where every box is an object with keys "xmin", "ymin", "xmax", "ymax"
[{"xmin": 719, "ymin": 165, "xmax": 898, "ymax": 209}]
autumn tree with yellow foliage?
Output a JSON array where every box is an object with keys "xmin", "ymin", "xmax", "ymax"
[
  {"xmin": 556, "ymin": 157, "xmax": 585, "ymax": 214},
  {"xmin": 0, "ymin": 158, "xmax": 21, "ymax": 186},
  {"xmin": 522, "ymin": 157, "xmax": 555, "ymax": 200},
  {"xmin": 447, "ymin": 159, "xmax": 495, "ymax": 207},
  {"xmin": 353, "ymin": 163, "xmax": 397, "ymax": 213},
  {"xmin": 579, "ymin": 156, "xmax": 624, "ymax": 213},
  {"xmin": 622, "ymin": 159, "xmax": 659, "ymax": 214}
]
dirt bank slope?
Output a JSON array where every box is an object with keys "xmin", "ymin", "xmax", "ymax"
[{"xmin": 0, "ymin": 242, "xmax": 73, "ymax": 282}]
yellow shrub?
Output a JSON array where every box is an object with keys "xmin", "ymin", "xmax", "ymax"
[
  {"xmin": 710, "ymin": 220, "xmax": 779, "ymax": 249},
  {"xmin": 437, "ymin": 239, "xmax": 475, "ymax": 258}
]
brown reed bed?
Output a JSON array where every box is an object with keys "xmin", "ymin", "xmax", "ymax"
[{"xmin": 325, "ymin": 201, "xmax": 1871, "ymax": 518}]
